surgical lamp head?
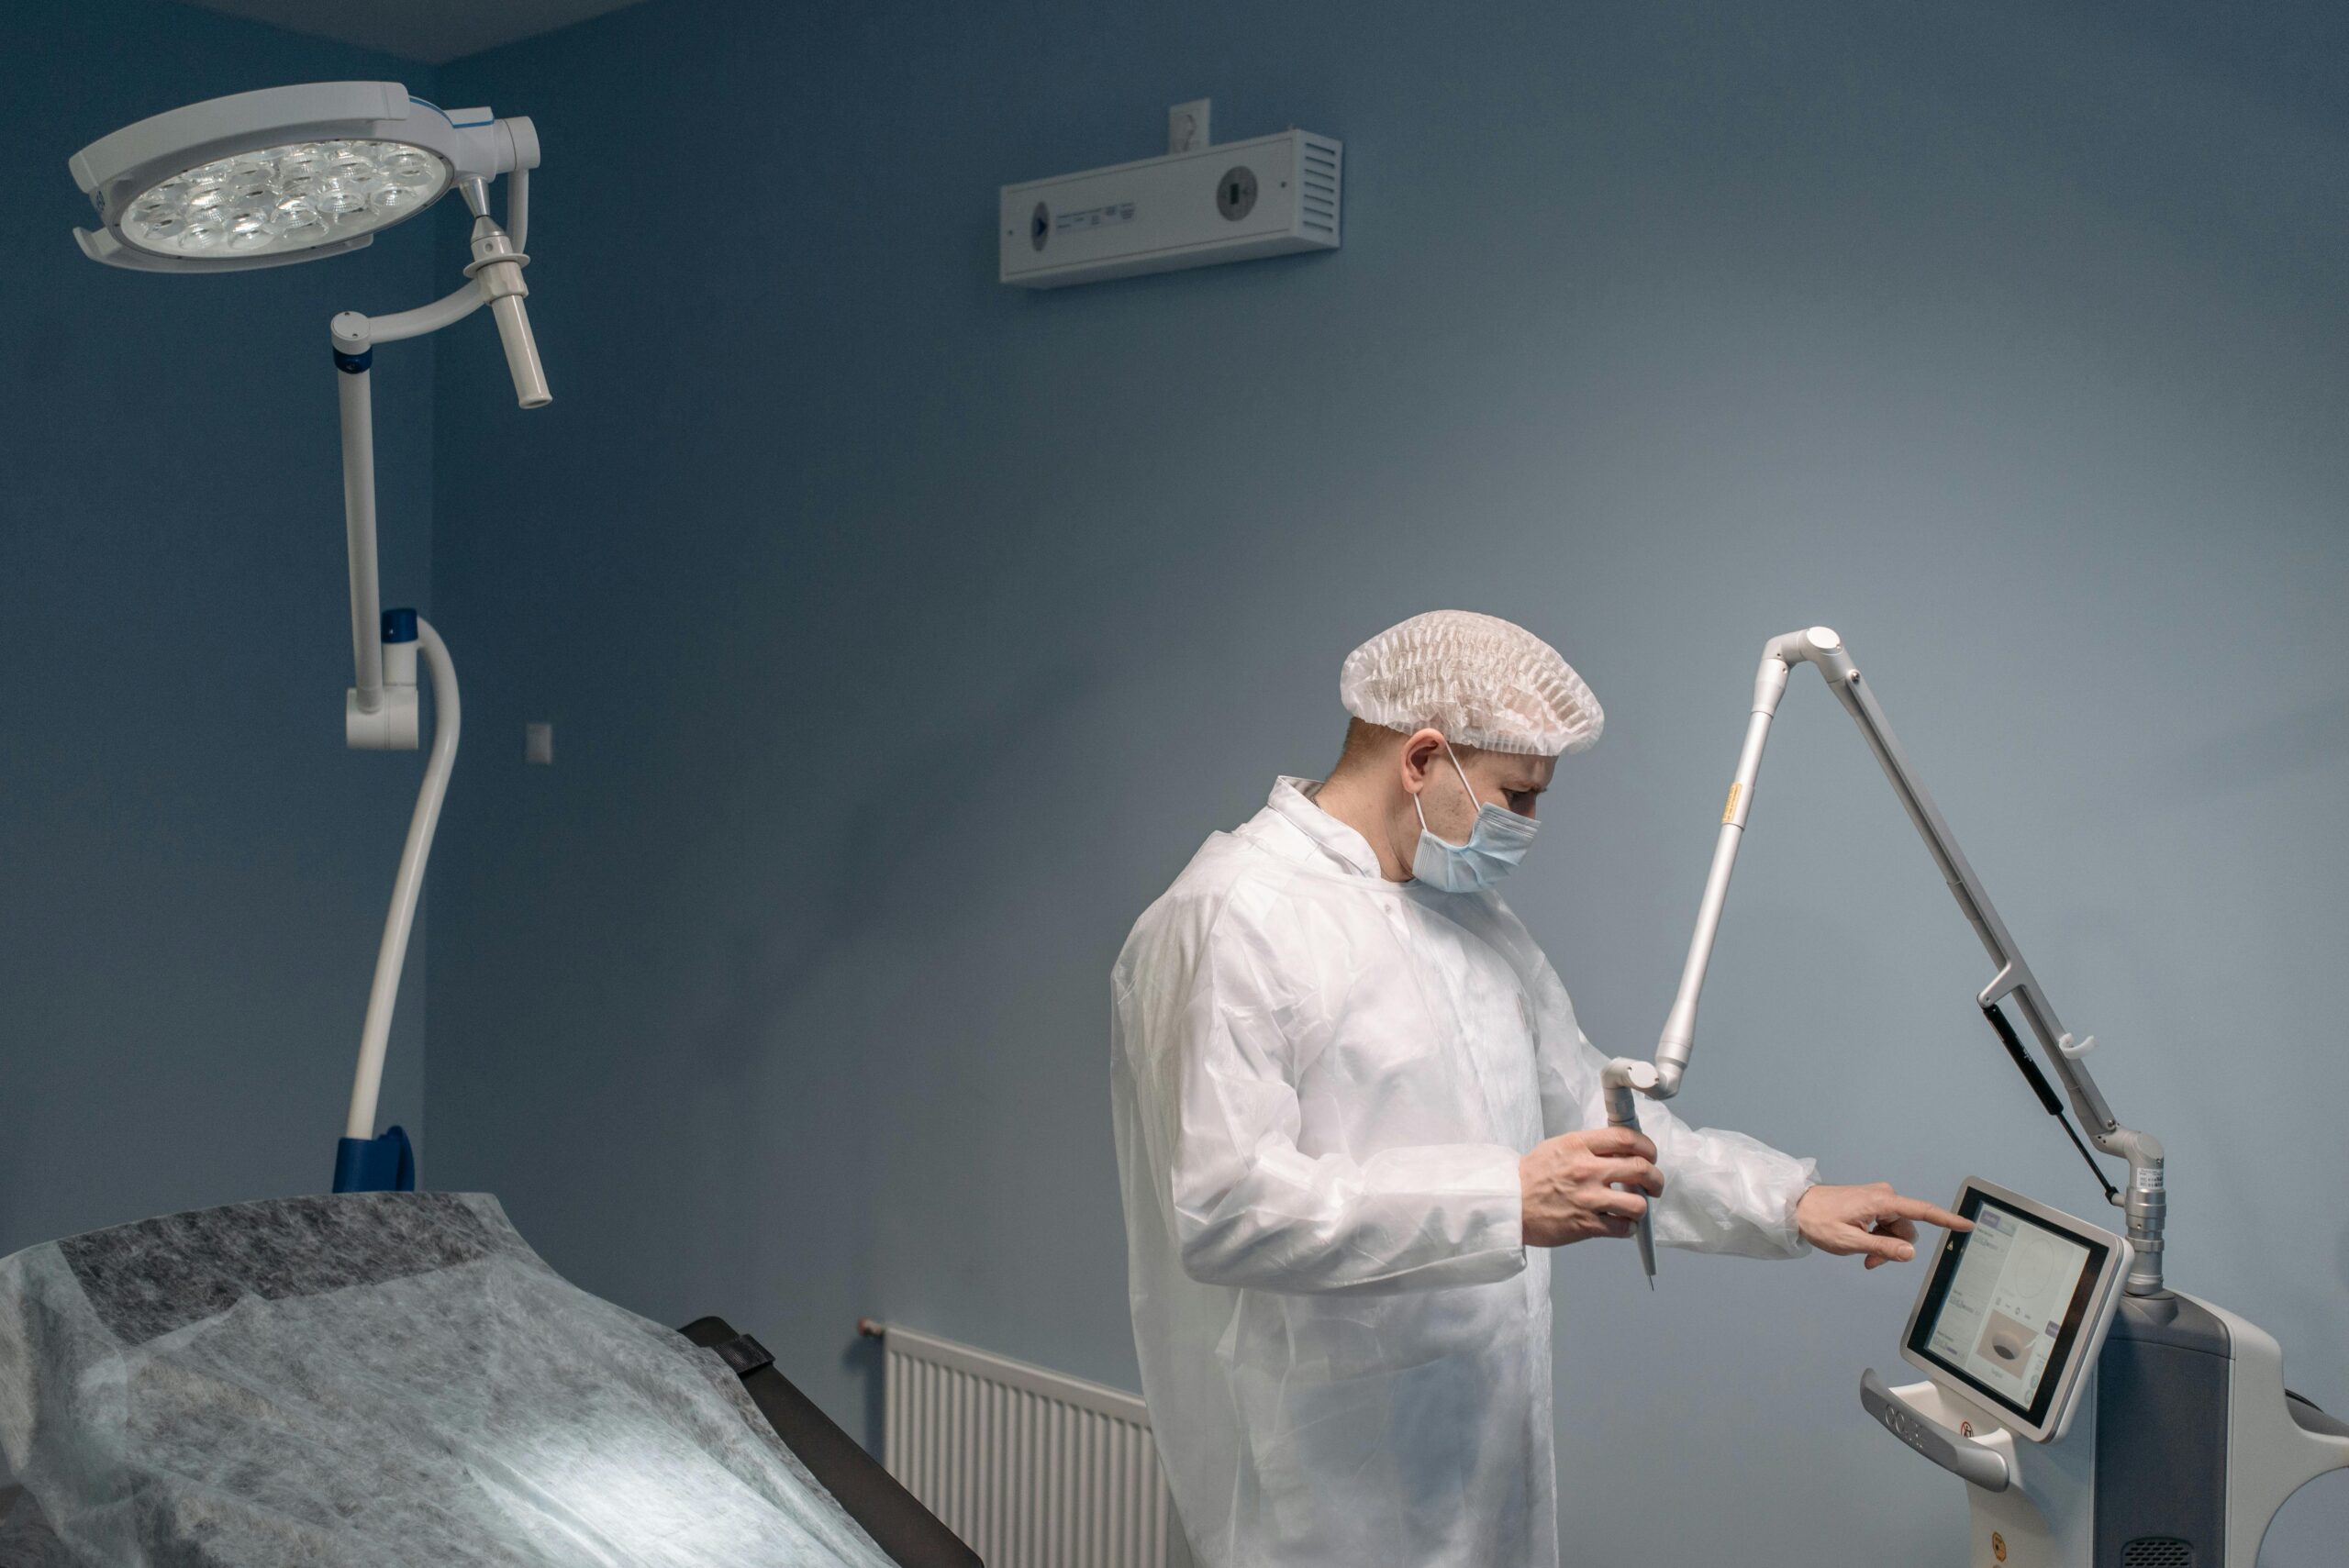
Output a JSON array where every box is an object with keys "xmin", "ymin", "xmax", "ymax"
[{"xmin": 69, "ymin": 82, "xmax": 536, "ymax": 272}]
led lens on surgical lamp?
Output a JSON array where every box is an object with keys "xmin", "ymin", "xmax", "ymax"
[
  {"xmin": 71, "ymin": 82, "xmax": 537, "ymax": 274},
  {"xmin": 118, "ymin": 139, "xmax": 447, "ymax": 259}
]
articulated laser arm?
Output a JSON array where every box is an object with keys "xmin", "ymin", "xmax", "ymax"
[{"xmin": 1604, "ymin": 628, "xmax": 2167, "ymax": 1295}]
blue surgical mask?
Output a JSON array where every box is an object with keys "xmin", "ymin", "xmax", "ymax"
[{"xmin": 1411, "ymin": 741, "xmax": 1541, "ymax": 894}]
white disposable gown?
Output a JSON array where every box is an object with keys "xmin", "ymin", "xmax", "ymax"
[{"xmin": 1111, "ymin": 779, "xmax": 1820, "ymax": 1568}]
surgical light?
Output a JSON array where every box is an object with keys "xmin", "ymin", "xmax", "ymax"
[
  {"xmin": 71, "ymin": 83, "xmax": 518, "ymax": 272},
  {"xmin": 117, "ymin": 139, "xmax": 449, "ymax": 259},
  {"xmin": 71, "ymin": 83, "xmax": 552, "ymax": 1194}
]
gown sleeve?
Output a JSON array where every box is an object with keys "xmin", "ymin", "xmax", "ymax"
[
  {"xmin": 1531, "ymin": 968, "xmax": 1818, "ymax": 1260},
  {"xmin": 1119, "ymin": 895, "xmax": 1529, "ymax": 1296}
]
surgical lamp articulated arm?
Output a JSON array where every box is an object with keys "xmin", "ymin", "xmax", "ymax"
[
  {"xmin": 328, "ymin": 144, "xmax": 546, "ymax": 1167},
  {"xmin": 343, "ymin": 615, "xmax": 458, "ymax": 1142},
  {"xmin": 334, "ymin": 159, "xmax": 543, "ymax": 730},
  {"xmin": 1602, "ymin": 627, "xmax": 2167, "ymax": 1296}
]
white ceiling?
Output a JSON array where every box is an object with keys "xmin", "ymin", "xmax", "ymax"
[{"xmin": 177, "ymin": 0, "xmax": 651, "ymax": 65}]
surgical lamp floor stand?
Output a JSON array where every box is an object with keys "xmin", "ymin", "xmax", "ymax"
[
  {"xmin": 329, "ymin": 170, "xmax": 544, "ymax": 1194},
  {"xmin": 1601, "ymin": 627, "xmax": 2165, "ymax": 1292}
]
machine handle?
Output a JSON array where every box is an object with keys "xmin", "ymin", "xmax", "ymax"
[{"xmin": 1860, "ymin": 1368, "xmax": 2010, "ymax": 1493}]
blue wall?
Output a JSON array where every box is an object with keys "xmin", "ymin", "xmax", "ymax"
[
  {"xmin": 414, "ymin": 2, "xmax": 2332, "ymax": 1563},
  {"xmin": 0, "ymin": 4, "xmax": 440, "ymax": 1251}
]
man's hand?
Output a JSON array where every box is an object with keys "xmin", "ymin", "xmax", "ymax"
[
  {"xmin": 1520, "ymin": 1128, "xmax": 1665, "ymax": 1248},
  {"xmin": 1797, "ymin": 1182, "xmax": 1972, "ymax": 1269}
]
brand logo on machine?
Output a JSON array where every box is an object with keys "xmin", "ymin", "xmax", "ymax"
[{"xmin": 1878, "ymin": 1407, "xmax": 1931, "ymax": 1457}]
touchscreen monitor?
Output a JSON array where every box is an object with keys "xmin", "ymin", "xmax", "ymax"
[{"xmin": 1900, "ymin": 1180, "xmax": 2124, "ymax": 1440}]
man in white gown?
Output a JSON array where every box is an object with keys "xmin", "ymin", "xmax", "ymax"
[{"xmin": 1111, "ymin": 610, "xmax": 1965, "ymax": 1568}]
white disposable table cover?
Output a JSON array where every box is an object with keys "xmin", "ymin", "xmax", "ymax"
[{"xmin": 0, "ymin": 1191, "xmax": 894, "ymax": 1568}]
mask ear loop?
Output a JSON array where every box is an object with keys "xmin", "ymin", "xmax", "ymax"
[
  {"xmin": 1441, "ymin": 740, "xmax": 1479, "ymax": 803},
  {"xmin": 1413, "ymin": 738, "xmax": 1482, "ymax": 843}
]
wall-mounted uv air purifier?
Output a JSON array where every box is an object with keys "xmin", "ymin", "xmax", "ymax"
[{"xmin": 999, "ymin": 128, "xmax": 1341, "ymax": 290}]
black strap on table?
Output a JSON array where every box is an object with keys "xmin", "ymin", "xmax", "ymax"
[{"xmin": 680, "ymin": 1316, "xmax": 983, "ymax": 1568}]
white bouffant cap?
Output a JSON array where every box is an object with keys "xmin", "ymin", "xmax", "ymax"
[{"xmin": 1339, "ymin": 609, "xmax": 1603, "ymax": 757}]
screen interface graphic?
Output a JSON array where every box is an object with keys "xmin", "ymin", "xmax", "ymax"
[{"xmin": 1921, "ymin": 1201, "xmax": 2093, "ymax": 1409}]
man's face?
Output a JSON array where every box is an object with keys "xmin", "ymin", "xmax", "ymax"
[{"xmin": 1416, "ymin": 742, "xmax": 1557, "ymax": 844}]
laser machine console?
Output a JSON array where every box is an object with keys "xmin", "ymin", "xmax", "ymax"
[{"xmin": 1600, "ymin": 628, "xmax": 2349, "ymax": 1566}]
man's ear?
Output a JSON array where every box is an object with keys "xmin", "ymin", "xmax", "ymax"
[{"xmin": 1397, "ymin": 728, "xmax": 1448, "ymax": 795}]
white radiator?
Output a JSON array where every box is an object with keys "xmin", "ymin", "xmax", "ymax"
[{"xmin": 862, "ymin": 1320, "xmax": 1192, "ymax": 1568}]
